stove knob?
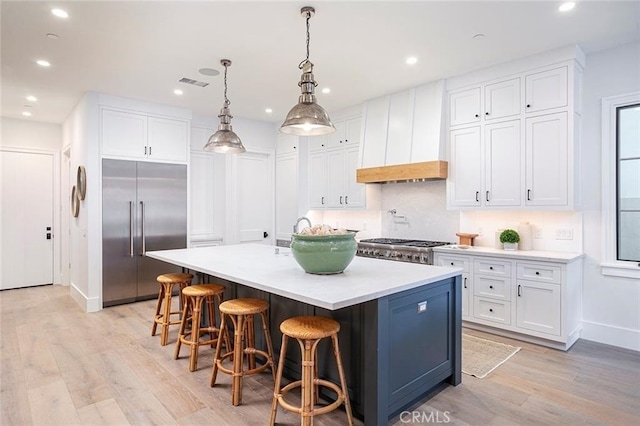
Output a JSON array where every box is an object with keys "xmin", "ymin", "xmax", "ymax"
[
  {"xmin": 384, "ymin": 250, "xmax": 391, "ymax": 258},
  {"xmin": 372, "ymin": 249, "xmax": 379, "ymax": 257},
  {"xmin": 413, "ymin": 254, "xmax": 420, "ymax": 262}
]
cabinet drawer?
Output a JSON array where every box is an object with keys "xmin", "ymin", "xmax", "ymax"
[
  {"xmin": 435, "ymin": 255, "xmax": 470, "ymax": 272},
  {"xmin": 473, "ymin": 298, "xmax": 511, "ymax": 325},
  {"xmin": 517, "ymin": 262, "xmax": 561, "ymax": 284},
  {"xmin": 474, "ymin": 275, "xmax": 511, "ymax": 301},
  {"xmin": 474, "ymin": 258, "xmax": 511, "ymax": 276}
]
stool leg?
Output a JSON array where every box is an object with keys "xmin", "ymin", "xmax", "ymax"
[
  {"xmin": 173, "ymin": 295, "xmax": 190, "ymax": 360},
  {"xmin": 189, "ymin": 296, "xmax": 203, "ymax": 372},
  {"xmin": 260, "ymin": 311, "xmax": 276, "ymax": 380},
  {"xmin": 160, "ymin": 283, "xmax": 174, "ymax": 346},
  {"xmin": 332, "ymin": 334, "xmax": 354, "ymax": 426},
  {"xmin": 206, "ymin": 295, "xmax": 216, "ymax": 346},
  {"xmin": 300, "ymin": 338, "xmax": 316, "ymax": 426},
  {"xmin": 210, "ymin": 312, "xmax": 227, "ymax": 387},
  {"xmin": 245, "ymin": 315, "xmax": 256, "ymax": 371},
  {"xmin": 269, "ymin": 334, "xmax": 288, "ymax": 426},
  {"xmin": 151, "ymin": 284, "xmax": 164, "ymax": 336},
  {"xmin": 231, "ymin": 314, "xmax": 245, "ymax": 406}
]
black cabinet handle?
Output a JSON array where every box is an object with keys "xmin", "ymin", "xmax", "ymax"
[
  {"xmin": 464, "ymin": 277, "xmax": 467, "ymax": 289},
  {"xmin": 144, "ymin": 146, "xmax": 147, "ymax": 155},
  {"xmin": 149, "ymin": 146, "xmax": 152, "ymax": 156},
  {"xmin": 263, "ymin": 231, "xmax": 269, "ymax": 238},
  {"xmin": 485, "ymin": 112, "xmax": 489, "ymax": 116},
  {"xmin": 321, "ymin": 196, "xmax": 325, "ymax": 205},
  {"xmin": 489, "ymin": 285, "xmax": 494, "ymax": 289},
  {"xmin": 535, "ymin": 271, "xmax": 540, "ymax": 275},
  {"xmin": 489, "ymin": 266, "xmax": 494, "ymax": 270},
  {"xmin": 518, "ymin": 285, "xmax": 522, "ymax": 297},
  {"xmin": 474, "ymin": 114, "xmax": 479, "ymax": 118},
  {"xmin": 450, "ymin": 262, "xmax": 454, "ymax": 265},
  {"xmin": 345, "ymin": 195, "xmax": 349, "ymax": 205},
  {"xmin": 339, "ymin": 196, "xmax": 343, "ymax": 205},
  {"xmin": 345, "ymin": 139, "xmax": 348, "ymax": 143},
  {"xmin": 293, "ymin": 146, "xmax": 297, "ymax": 149},
  {"xmin": 475, "ymin": 191, "xmax": 479, "ymax": 202},
  {"xmin": 321, "ymin": 144, "xmax": 324, "ymax": 147},
  {"xmin": 489, "ymin": 308, "xmax": 493, "ymax": 313},
  {"xmin": 486, "ymin": 191, "xmax": 490, "ymax": 202},
  {"xmin": 527, "ymin": 189, "xmax": 532, "ymax": 201},
  {"xmin": 526, "ymin": 104, "xmax": 531, "ymax": 108}
]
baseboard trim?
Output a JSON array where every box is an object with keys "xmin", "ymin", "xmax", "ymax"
[
  {"xmin": 581, "ymin": 321, "xmax": 640, "ymax": 352},
  {"xmin": 69, "ymin": 282, "xmax": 101, "ymax": 313},
  {"xmin": 462, "ymin": 321, "xmax": 578, "ymax": 351}
]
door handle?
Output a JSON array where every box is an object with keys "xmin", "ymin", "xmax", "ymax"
[
  {"xmin": 345, "ymin": 195, "xmax": 349, "ymax": 205},
  {"xmin": 140, "ymin": 201, "xmax": 146, "ymax": 255},
  {"xmin": 475, "ymin": 191, "xmax": 479, "ymax": 202},
  {"xmin": 340, "ymin": 196, "xmax": 343, "ymax": 205},
  {"xmin": 263, "ymin": 231, "xmax": 269, "ymax": 238},
  {"xmin": 518, "ymin": 285, "xmax": 522, "ymax": 297},
  {"xmin": 129, "ymin": 201, "xmax": 134, "ymax": 257},
  {"xmin": 321, "ymin": 196, "xmax": 324, "ymax": 205},
  {"xmin": 486, "ymin": 191, "xmax": 490, "ymax": 202}
]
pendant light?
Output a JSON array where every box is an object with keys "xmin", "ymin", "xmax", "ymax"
[
  {"xmin": 203, "ymin": 59, "xmax": 246, "ymax": 154},
  {"xmin": 280, "ymin": 6, "xmax": 335, "ymax": 136}
]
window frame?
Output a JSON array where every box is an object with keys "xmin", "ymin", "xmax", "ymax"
[{"xmin": 601, "ymin": 91, "xmax": 640, "ymax": 279}]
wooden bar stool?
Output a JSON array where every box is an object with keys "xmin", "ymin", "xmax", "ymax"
[
  {"xmin": 269, "ymin": 316, "xmax": 353, "ymax": 426},
  {"xmin": 174, "ymin": 284, "xmax": 230, "ymax": 372},
  {"xmin": 152, "ymin": 273, "xmax": 193, "ymax": 346},
  {"xmin": 210, "ymin": 298, "xmax": 276, "ymax": 406}
]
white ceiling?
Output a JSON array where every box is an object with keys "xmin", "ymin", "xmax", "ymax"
[{"xmin": 2, "ymin": 1, "xmax": 639, "ymax": 125}]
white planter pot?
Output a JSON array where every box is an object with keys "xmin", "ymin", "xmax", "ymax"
[{"xmin": 503, "ymin": 242, "xmax": 518, "ymax": 251}]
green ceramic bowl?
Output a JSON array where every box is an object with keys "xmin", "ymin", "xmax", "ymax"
[{"xmin": 290, "ymin": 232, "xmax": 357, "ymax": 275}]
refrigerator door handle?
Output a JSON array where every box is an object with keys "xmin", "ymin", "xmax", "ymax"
[
  {"xmin": 129, "ymin": 201, "xmax": 134, "ymax": 257},
  {"xmin": 140, "ymin": 201, "xmax": 146, "ymax": 256}
]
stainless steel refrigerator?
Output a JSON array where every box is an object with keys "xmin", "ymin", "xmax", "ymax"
[{"xmin": 102, "ymin": 159, "xmax": 187, "ymax": 307}]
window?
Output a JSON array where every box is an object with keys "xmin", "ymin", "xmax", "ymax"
[{"xmin": 602, "ymin": 92, "xmax": 640, "ymax": 278}]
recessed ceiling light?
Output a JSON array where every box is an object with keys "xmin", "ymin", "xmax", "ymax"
[
  {"xmin": 406, "ymin": 56, "xmax": 418, "ymax": 65},
  {"xmin": 265, "ymin": 108, "xmax": 273, "ymax": 114},
  {"xmin": 26, "ymin": 95, "xmax": 37, "ymax": 102},
  {"xmin": 473, "ymin": 33, "xmax": 485, "ymax": 40},
  {"xmin": 22, "ymin": 111, "xmax": 32, "ymax": 117},
  {"xmin": 558, "ymin": 2, "xmax": 575, "ymax": 12},
  {"xmin": 46, "ymin": 33, "xmax": 60, "ymax": 40},
  {"xmin": 51, "ymin": 8, "xmax": 69, "ymax": 18},
  {"xmin": 199, "ymin": 68, "xmax": 220, "ymax": 77},
  {"xmin": 321, "ymin": 88, "xmax": 331, "ymax": 94},
  {"xmin": 36, "ymin": 60, "xmax": 51, "ymax": 67},
  {"xmin": 174, "ymin": 89, "xmax": 183, "ymax": 95}
]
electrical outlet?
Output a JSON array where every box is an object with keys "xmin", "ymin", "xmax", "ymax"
[{"xmin": 555, "ymin": 228, "xmax": 574, "ymax": 240}]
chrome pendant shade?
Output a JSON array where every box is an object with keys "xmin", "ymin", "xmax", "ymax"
[
  {"xmin": 203, "ymin": 59, "xmax": 246, "ymax": 154},
  {"xmin": 280, "ymin": 6, "xmax": 335, "ymax": 136}
]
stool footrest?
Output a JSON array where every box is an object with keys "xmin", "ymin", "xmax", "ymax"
[
  {"xmin": 276, "ymin": 379, "xmax": 345, "ymax": 416},
  {"xmin": 214, "ymin": 350, "xmax": 272, "ymax": 378}
]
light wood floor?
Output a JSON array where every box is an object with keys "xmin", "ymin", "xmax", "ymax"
[{"xmin": 1, "ymin": 285, "xmax": 638, "ymax": 425}]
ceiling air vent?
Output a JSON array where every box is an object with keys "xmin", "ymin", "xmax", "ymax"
[{"xmin": 178, "ymin": 77, "xmax": 209, "ymax": 87}]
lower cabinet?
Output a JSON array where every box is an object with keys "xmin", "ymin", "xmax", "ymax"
[{"xmin": 434, "ymin": 250, "xmax": 582, "ymax": 350}]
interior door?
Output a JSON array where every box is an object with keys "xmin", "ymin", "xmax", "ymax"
[
  {"xmin": 1, "ymin": 150, "xmax": 54, "ymax": 289},
  {"xmin": 236, "ymin": 151, "xmax": 273, "ymax": 244}
]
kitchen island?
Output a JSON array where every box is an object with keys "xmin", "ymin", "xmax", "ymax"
[{"xmin": 147, "ymin": 244, "xmax": 463, "ymax": 425}]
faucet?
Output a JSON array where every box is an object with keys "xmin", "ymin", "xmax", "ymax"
[{"xmin": 293, "ymin": 217, "xmax": 312, "ymax": 234}]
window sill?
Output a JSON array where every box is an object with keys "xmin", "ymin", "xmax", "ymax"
[{"xmin": 601, "ymin": 262, "xmax": 640, "ymax": 279}]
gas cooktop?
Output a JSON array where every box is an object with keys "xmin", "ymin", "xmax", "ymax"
[
  {"xmin": 358, "ymin": 238, "xmax": 451, "ymax": 248},
  {"xmin": 356, "ymin": 238, "xmax": 452, "ymax": 264}
]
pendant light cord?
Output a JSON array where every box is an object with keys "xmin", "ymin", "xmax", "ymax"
[
  {"xmin": 298, "ymin": 11, "xmax": 311, "ymax": 69},
  {"xmin": 223, "ymin": 63, "xmax": 230, "ymax": 107}
]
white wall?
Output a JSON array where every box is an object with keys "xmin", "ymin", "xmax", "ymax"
[
  {"xmin": 1, "ymin": 117, "xmax": 61, "ymax": 150},
  {"xmin": 579, "ymin": 41, "xmax": 640, "ymax": 351}
]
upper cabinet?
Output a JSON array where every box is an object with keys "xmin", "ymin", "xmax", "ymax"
[
  {"xmin": 446, "ymin": 48, "xmax": 583, "ymax": 210},
  {"xmin": 101, "ymin": 108, "xmax": 189, "ymax": 163},
  {"xmin": 360, "ymin": 80, "xmax": 446, "ymax": 169}
]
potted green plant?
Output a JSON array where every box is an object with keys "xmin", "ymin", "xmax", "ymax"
[{"xmin": 499, "ymin": 229, "xmax": 520, "ymax": 251}]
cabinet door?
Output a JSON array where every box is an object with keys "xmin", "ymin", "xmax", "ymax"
[
  {"xmin": 385, "ymin": 89, "xmax": 414, "ymax": 166},
  {"xmin": 275, "ymin": 153, "xmax": 298, "ymax": 240},
  {"xmin": 462, "ymin": 272, "xmax": 471, "ymax": 319},
  {"xmin": 190, "ymin": 153, "xmax": 216, "ymax": 237},
  {"xmin": 276, "ymin": 133, "xmax": 298, "ymax": 155},
  {"xmin": 525, "ymin": 113, "xmax": 568, "ymax": 206},
  {"xmin": 449, "ymin": 87, "xmax": 481, "ymax": 127},
  {"xmin": 525, "ymin": 67, "xmax": 568, "ymax": 113},
  {"xmin": 484, "ymin": 120, "xmax": 521, "ymax": 206},
  {"xmin": 344, "ymin": 116, "xmax": 361, "ymax": 147},
  {"xmin": 449, "ymin": 127, "xmax": 481, "ymax": 206},
  {"xmin": 344, "ymin": 146, "xmax": 365, "ymax": 208},
  {"xmin": 327, "ymin": 120, "xmax": 346, "ymax": 149},
  {"xmin": 309, "ymin": 135, "xmax": 328, "ymax": 152},
  {"xmin": 326, "ymin": 149, "xmax": 345, "ymax": 208},
  {"xmin": 360, "ymin": 96, "xmax": 389, "ymax": 168},
  {"xmin": 101, "ymin": 109, "xmax": 147, "ymax": 158},
  {"xmin": 516, "ymin": 280, "xmax": 561, "ymax": 336},
  {"xmin": 309, "ymin": 151, "xmax": 327, "ymax": 208},
  {"xmin": 484, "ymin": 78, "xmax": 521, "ymax": 121},
  {"xmin": 148, "ymin": 117, "xmax": 188, "ymax": 162}
]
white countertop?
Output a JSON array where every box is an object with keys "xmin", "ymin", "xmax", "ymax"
[
  {"xmin": 432, "ymin": 245, "xmax": 584, "ymax": 263},
  {"xmin": 146, "ymin": 244, "xmax": 462, "ymax": 310}
]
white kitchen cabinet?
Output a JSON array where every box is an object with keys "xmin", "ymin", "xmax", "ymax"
[
  {"xmin": 275, "ymin": 152, "xmax": 298, "ymax": 240},
  {"xmin": 276, "ymin": 133, "xmax": 298, "ymax": 155},
  {"xmin": 101, "ymin": 108, "xmax": 188, "ymax": 163},
  {"xmin": 433, "ymin": 247, "xmax": 583, "ymax": 350},
  {"xmin": 449, "ymin": 87, "xmax": 481, "ymax": 127},
  {"xmin": 449, "ymin": 126, "xmax": 482, "ymax": 206},
  {"xmin": 385, "ymin": 89, "xmax": 414, "ymax": 166},
  {"xmin": 525, "ymin": 112, "xmax": 568, "ymax": 206},
  {"xmin": 309, "ymin": 116, "xmax": 366, "ymax": 210},
  {"xmin": 447, "ymin": 55, "xmax": 582, "ymax": 210},
  {"xmin": 525, "ymin": 66, "xmax": 568, "ymax": 114},
  {"xmin": 190, "ymin": 152, "xmax": 216, "ymax": 237},
  {"xmin": 360, "ymin": 97, "xmax": 389, "ymax": 168}
]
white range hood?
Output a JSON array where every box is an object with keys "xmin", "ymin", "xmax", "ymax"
[{"xmin": 357, "ymin": 79, "xmax": 448, "ymax": 183}]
